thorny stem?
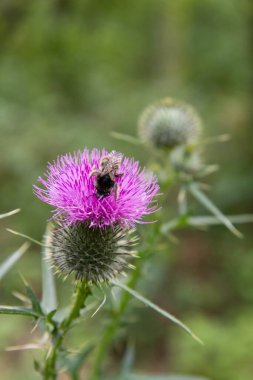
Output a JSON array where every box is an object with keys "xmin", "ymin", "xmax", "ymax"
[
  {"xmin": 89, "ymin": 224, "xmax": 159, "ymax": 380},
  {"xmin": 43, "ymin": 281, "xmax": 90, "ymax": 380},
  {"xmin": 89, "ymin": 264, "xmax": 141, "ymax": 380}
]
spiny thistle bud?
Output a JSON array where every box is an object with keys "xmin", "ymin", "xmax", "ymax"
[
  {"xmin": 138, "ymin": 98, "xmax": 202, "ymax": 149},
  {"xmin": 47, "ymin": 222, "xmax": 138, "ymax": 284}
]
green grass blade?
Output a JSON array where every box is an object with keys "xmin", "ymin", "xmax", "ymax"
[
  {"xmin": 0, "ymin": 209, "xmax": 20, "ymax": 219},
  {"xmin": 112, "ymin": 280, "xmax": 203, "ymax": 345},
  {"xmin": 0, "ymin": 306, "xmax": 38, "ymax": 317},
  {"xmin": 0, "ymin": 242, "xmax": 30, "ymax": 281},
  {"xmin": 6, "ymin": 228, "xmax": 44, "ymax": 246},
  {"xmin": 41, "ymin": 225, "xmax": 57, "ymax": 313},
  {"xmin": 111, "ymin": 131, "xmax": 141, "ymax": 145},
  {"xmin": 189, "ymin": 182, "xmax": 243, "ymax": 238}
]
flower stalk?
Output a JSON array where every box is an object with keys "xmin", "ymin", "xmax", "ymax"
[
  {"xmin": 89, "ymin": 263, "xmax": 141, "ymax": 380},
  {"xmin": 89, "ymin": 224, "xmax": 159, "ymax": 380},
  {"xmin": 43, "ymin": 281, "xmax": 91, "ymax": 380}
]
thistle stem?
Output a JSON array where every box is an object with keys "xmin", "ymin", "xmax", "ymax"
[
  {"xmin": 43, "ymin": 281, "xmax": 90, "ymax": 380},
  {"xmin": 89, "ymin": 264, "xmax": 141, "ymax": 380}
]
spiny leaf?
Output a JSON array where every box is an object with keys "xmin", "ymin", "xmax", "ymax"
[
  {"xmin": 188, "ymin": 215, "xmax": 253, "ymax": 226},
  {"xmin": 66, "ymin": 344, "xmax": 94, "ymax": 376},
  {"xmin": 6, "ymin": 228, "xmax": 44, "ymax": 246},
  {"xmin": 34, "ymin": 359, "xmax": 41, "ymax": 373},
  {"xmin": 120, "ymin": 343, "xmax": 135, "ymax": 375},
  {"xmin": 26, "ymin": 286, "xmax": 43, "ymax": 315},
  {"xmin": 109, "ymin": 373, "xmax": 209, "ymax": 380},
  {"xmin": 0, "ymin": 306, "xmax": 38, "ymax": 317},
  {"xmin": 200, "ymin": 133, "xmax": 230, "ymax": 145},
  {"xmin": 189, "ymin": 182, "xmax": 243, "ymax": 238},
  {"xmin": 111, "ymin": 131, "xmax": 141, "ymax": 145},
  {"xmin": 161, "ymin": 214, "xmax": 253, "ymax": 235},
  {"xmin": 0, "ymin": 209, "xmax": 20, "ymax": 219},
  {"xmin": 21, "ymin": 277, "xmax": 43, "ymax": 316},
  {"xmin": 161, "ymin": 215, "xmax": 189, "ymax": 234},
  {"xmin": 0, "ymin": 242, "xmax": 30, "ymax": 281},
  {"xmin": 112, "ymin": 280, "xmax": 203, "ymax": 345},
  {"xmin": 41, "ymin": 224, "xmax": 57, "ymax": 314}
]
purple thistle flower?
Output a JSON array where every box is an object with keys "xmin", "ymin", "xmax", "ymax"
[{"xmin": 34, "ymin": 148, "xmax": 159, "ymax": 228}]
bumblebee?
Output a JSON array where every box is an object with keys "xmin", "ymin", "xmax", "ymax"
[{"xmin": 90, "ymin": 151, "xmax": 123, "ymax": 199}]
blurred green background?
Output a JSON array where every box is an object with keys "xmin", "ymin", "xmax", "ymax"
[{"xmin": 0, "ymin": 1, "xmax": 253, "ymax": 379}]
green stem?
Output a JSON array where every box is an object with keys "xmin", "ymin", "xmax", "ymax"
[
  {"xmin": 89, "ymin": 264, "xmax": 141, "ymax": 380},
  {"xmin": 89, "ymin": 221, "xmax": 161, "ymax": 380},
  {"xmin": 43, "ymin": 282, "xmax": 90, "ymax": 380}
]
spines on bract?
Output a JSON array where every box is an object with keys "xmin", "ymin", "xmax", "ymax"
[
  {"xmin": 138, "ymin": 97, "xmax": 202, "ymax": 150},
  {"xmin": 47, "ymin": 222, "xmax": 138, "ymax": 285}
]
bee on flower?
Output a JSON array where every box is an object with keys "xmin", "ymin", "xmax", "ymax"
[{"xmin": 34, "ymin": 148, "xmax": 159, "ymax": 283}]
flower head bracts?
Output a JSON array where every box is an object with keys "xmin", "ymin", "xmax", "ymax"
[
  {"xmin": 48, "ymin": 222, "xmax": 138, "ymax": 284},
  {"xmin": 34, "ymin": 148, "xmax": 159, "ymax": 228}
]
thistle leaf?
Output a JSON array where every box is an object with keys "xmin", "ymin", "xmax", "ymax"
[
  {"xmin": 188, "ymin": 215, "xmax": 253, "ymax": 226},
  {"xmin": 21, "ymin": 278, "xmax": 43, "ymax": 316},
  {"xmin": 64, "ymin": 344, "xmax": 94, "ymax": 376},
  {"xmin": 109, "ymin": 373, "xmax": 209, "ymax": 380},
  {"xmin": 41, "ymin": 224, "xmax": 57, "ymax": 313},
  {"xmin": 6, "ymin": 228, "xmax": 44, "ymax": 246},
  {"xmin": 0, "ymin": 306, "xmax": 38, "ymax": 317},
  {"xmin": 0, "ymin": 209, "xmax": 20, "ymax": 219},
  {"xmin": 120, "ymin": 343, "xmax": 135, "ymax": 375},
  {"xmin": 161, "ymin": 214, "xmax": 253, "ymax": 235},
  {"xmin": 161, "ymin": 215, "xmax": 189, "ymax": 234},
  {"xmin": 0, "ymin": 242, "xmax": 30, "ymax": 281},
  {"xmin": 112, "ymin": 280, "xmax": 203, "ymax": 345},
  {"xmin": 200, "ymin": 133, "xmax": 230, "ymax": 145},
  {"xmin": 111, "ymin": 132, "xmax": 141, "ymax": 145},
  {"xmin": 189, "ymin": 182, "xmax": 243, "ymax": 238}
]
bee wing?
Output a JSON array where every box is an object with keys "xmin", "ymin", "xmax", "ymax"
[{"xmin": 109, "ymin": 151, "xmax": 123, "ymax": 171}]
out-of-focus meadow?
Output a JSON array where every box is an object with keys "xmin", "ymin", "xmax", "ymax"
[{"xmin": 0, "ymin": 1, "xmax": 253, "ymax": 379}]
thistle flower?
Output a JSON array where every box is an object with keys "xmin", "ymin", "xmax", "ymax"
[
  {"xmin": 46, "ymin": 222, "xmax": 138, "ymax": 283},
  {"xmin": 138, "ymin": 98, "xmax": 202, "ymax": 149},
  {"xmin": 34, "ymin": 148, "xmax": 159, "ymax": 228}
]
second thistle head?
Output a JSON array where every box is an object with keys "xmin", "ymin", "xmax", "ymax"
[{"xmin": 138, "ymin": 98, "xmax": 202, "ymax": 150}]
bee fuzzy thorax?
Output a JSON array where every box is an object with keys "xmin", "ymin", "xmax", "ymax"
[{"xmin": 90, "ymin": 150, "xmax": 124, "ymax": 199}]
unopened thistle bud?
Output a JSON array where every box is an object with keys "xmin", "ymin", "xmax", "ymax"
[
  {"xmin": 138, "ymin": 98, "xmax": 202, "ymax": 149},
  {"xmin": 46, "ymin": 222, "xmax": 138, "ymax": 284}
]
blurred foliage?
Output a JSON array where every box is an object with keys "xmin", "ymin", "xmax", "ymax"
[
  {"xmin": 170, "ymin": 309, "xmax": 253, "ymax": 380},
  {"xmin": 0, "ymin": 0, "xmax": 253, "ymax": 379}
]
